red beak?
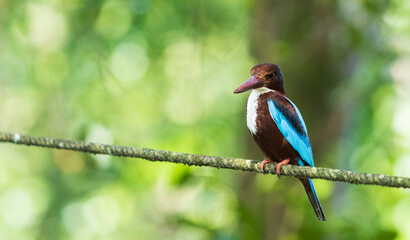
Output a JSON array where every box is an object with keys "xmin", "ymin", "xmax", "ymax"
[{"xmin": 233, "ymin": 75, "xmax": 263, "ymax": 94}]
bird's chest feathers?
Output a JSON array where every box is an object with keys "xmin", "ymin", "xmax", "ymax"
[{"xmin": 246, "ymin": 88, "xmax": 273, "ymax": 135}]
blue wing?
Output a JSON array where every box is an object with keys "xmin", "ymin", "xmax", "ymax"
[{"xmin": 267, "ymin": 98, "xmax": 314, "ymax": 167}]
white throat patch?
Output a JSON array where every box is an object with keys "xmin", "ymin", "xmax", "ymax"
[{"xmin": 246, "ymin": 87, "xmax": 273, "ymax": 135}]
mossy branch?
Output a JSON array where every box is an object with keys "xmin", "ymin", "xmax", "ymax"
[{"xmin": 0, "ymin": 132, "xmax": 408, "ymax": 188}]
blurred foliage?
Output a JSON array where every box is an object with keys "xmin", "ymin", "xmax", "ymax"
[{"xmin": 0, "ymin": 0, "xmax": 409, "ymax": 239}]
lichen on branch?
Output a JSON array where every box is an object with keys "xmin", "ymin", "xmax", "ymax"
[{"xmin": 0, "ymin": 132, "xmax": 408, "ymax": 189}]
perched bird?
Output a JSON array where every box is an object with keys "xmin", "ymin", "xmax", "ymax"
[{"xmin": 233, "ymin": 63, "xmax": 326, "ymax": 222}]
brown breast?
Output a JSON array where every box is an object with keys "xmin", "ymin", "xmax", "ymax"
[{"xmin": 251, "ymin": 91, "xmax": 299, "ymax": 164}]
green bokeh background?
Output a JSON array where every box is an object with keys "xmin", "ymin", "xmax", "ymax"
[{"xmin": 1, "ymin": 0, "xmax": 410, "ymax": 239}]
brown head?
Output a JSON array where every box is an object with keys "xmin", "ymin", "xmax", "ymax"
[{"xmin": 233, "ymin": 63, "xmax": 285, "ymax": 94}]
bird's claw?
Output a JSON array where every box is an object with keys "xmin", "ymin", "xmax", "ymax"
[
  {"xmin": 275, "ymin": 158, "xmax": 290, "ymax": 179},
  {"xmin": 276, "ymin": 167, "xmax": 282, "ymax": 179},
  {"xmin": 259, "ymin": 159, "xmax": 273, "ymax": 173}
]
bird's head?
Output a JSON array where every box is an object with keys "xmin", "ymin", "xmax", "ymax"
[{"xmin": 233, "ymin": 63, "xmax": 285, "ymax": 94}]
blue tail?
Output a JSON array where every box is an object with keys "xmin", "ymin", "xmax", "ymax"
[{"xmin": 301, "ymin": 178, "xmax": 326, "ymax": 222}]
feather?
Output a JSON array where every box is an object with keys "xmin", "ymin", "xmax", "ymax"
[
  {"xmin": 300, "ymin": 178, "xmax": 326, "ymax": 222},
  {"xmin": 267, "ymin": 99, "xmax": 314, "ymax": 167}
]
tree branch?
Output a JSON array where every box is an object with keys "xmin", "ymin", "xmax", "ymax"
[{"xmin": 0, "ymin": 132, "xmax": 408, "ymax": 188}]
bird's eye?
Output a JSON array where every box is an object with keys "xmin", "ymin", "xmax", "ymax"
[{"xmin": 266, "ymin": 73, "xmax": 275, "ymax": 78}]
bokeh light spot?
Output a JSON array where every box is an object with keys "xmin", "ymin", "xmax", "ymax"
[
  {"xmin": 0, "ymin": 188, "xmax": 35, "ymax": 228},
  {"xmin": 110, "ymin": 42, "xmax": 149, "ymax": 84},
  {"xmin": 95, "ymin": 0, "xmax": 132, "ymax": 39},
  {"xmin": 393, "ymin": 154, "xmax": 410, "ymax": 177},
  {"xmin": 83, "ymin": 195, "xmax": 121, "ymax": 234},
  {"xmin": 53, "ymin": 150, "xmax": 85, "ymax": 174},
  {"xmin": 63, "ymin": 202, "xmax": 88, "ymax": 237},
  {"xmin": 392, "ymin": 98, "xmax": 410, "ymax": 143},
  {"xmin": 27, "ymin": 3, "xmax": 67, "ymax": 50}
]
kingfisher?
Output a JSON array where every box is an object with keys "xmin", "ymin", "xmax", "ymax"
[{"xmin": 233, "ymin": 63, "xmax": 326, "ymax": 222}]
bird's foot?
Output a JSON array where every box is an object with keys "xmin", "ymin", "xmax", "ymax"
[
  {"xmin": 259, "ymin": 159, "xmax": 274, "ymax": 173},
  {"xmin": 275, "ymin": 158, "xmax": 290, "ymax": 178}
]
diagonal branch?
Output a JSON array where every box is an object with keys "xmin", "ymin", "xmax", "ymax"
[{"xmin": 0, "ymin": 132, "xmax": 409, "ymax": 188}]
